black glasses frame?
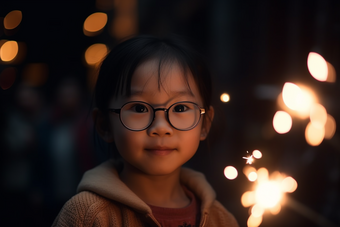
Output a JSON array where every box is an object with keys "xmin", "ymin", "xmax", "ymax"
[{"xmin": 108, "ymin": 101, "xmax": 205, "ymax": 131}]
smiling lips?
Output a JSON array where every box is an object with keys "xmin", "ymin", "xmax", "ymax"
[{"xmin": 145, "ymin": 147, "xmax": 176, "ymax": 156}]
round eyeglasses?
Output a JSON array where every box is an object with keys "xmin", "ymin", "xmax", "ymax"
[{"xmin": 108, "ymin": 101, "xmax": 205, "ymax": 131}]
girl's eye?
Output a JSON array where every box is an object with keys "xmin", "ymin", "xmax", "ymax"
[
  {"xmin": 173, "ymin": 104, "xmax": 188, "ymax": 112},
  {"xmin": 133, "ymin": 104, "xmax": 148, "ymax": 113}
]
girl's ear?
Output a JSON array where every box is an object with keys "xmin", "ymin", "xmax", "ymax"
[
  {"xmin": 200, "ymin": 106, "xmax": 214, "ymax": 141},
  {"xmin": 92, "ymin": 108, "xmax": 115, "ymax": 143}
]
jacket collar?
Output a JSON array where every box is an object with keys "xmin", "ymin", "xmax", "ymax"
[{"xmin": 77, "ymin": 159, "xmax": 216, "ymax": 216}]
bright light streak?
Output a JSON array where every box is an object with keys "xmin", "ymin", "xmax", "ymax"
[
  {"xmin": 85, "ymin": 43, "xmax": 108, "ymax": 65},
  {"xmin": 4, "ymin": 10, "xmax": 22, "ymax": 30},
  {"xmin": 247, "ymin": 214, "xmax": 262, "ymax": 227},
  {"xmin": 281, "ymin": 176, "xmax": 298, "ymax": 193},
  {"xmin": 0, "ymin": 40, "xmax": 18, "ymax": 62},
  {"xmin": 273, "ymin": 111, "xmax": 292, "ymax": 134},
  {"xmin": 305, "ymin": 121, "xmax": 325, "ymax": 146},
  {"xmin": 248, "ymin": 172, "xmax": 258, "ymax": 182},
  {"xmin": 220, "ymin": 93, "xmax": 230, "ymax": 102},
  {"xmin": 324, "ymin": 114, "xmax": 336, "ymax": 139},
  {"xmin": 243, "ymin": 155, "xmax": 254, "ymax": 164},
  {"xmin": 307, "ymin": 52, "xmax": 328, "ymax": 82},
  {"xmin": 83, "ymin": 12, "xmax": 108, "ymax": 36},
  {"xmin": 224, "ymin": 166, "xmax": 238, "ymax": 180},
  {"xmin": 252, "ymin": 150, "xmax": 262, "ymax": 159},
  {"xmin": 310, "ymin": 103, "xmax": 327, "ymax": 129}
]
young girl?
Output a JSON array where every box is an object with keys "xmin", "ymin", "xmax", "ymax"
[{"xmin": 52, "ymin": 35, "xmax": 239, "ymax": 227}]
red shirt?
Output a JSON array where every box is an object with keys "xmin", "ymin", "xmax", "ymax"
[{"xmin": 148, "ymin": 187, "xmax": 201, "ymax": 227}]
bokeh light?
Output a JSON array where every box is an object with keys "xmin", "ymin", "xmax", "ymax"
[
  {"xmin": 309, "ymin": 103, "xmax": 327, "ymax": 129},
  {"xmin": 224, "ymin": 166, "xmax": 238, "ymax": 180},
  {"xmin": 326, "ymin": 61, "xmax": 336, "ymax": 83},
  {"xmin": 247, "ymin": 214, "xmax": 263, "ymax": 227},
  {"xmin": 256, "ymin": 181, "xmax": 282, "ymax": 208},
  {"xmin": 220, "ymin": 93, "xmax": 230, "ymax": 102},
  {"xmin": 307, "ymin": 52, "xmax": 328, "ymax": 82},
  {"xmin": 251, "ymin": 204, "xmax": 265, "ymax": 217},
  {"xmin": 324, "ymin": 114, "xmax": 336, "ymax": 140},
  {"xmin": 241, "ymin": 191, "xmax": 256, "ymax": 207},
  {"xmin": 273, "ymin": 111, "xmax": 292, "ymax": 134},
  {"xmin": 305, "ymin": 121, "xmax": 325, "ymax": 146},
  {"xmin": 248, "ymin": 172, "xmax": 258, "ymax": 182},
  {"xmin": 22, "ymin": 63, "xmax": 48, "ymax": 87},
  {"xmin": 0, "ymin": 67, "xmax": 17, "ymax": 90},
  {"xmin": 243, "ymin": 166, "xmax": 257, "ymax": 177},
  {"xmin": 281, "ymin": 176, "xmax": 298, "ymax": 193},
  {"xmin": 252, "ymin": 150, "xmax": 262, "ymax": 159},
  {"xmin": 85, "ymin": 43, "xmax": 108, "ymax": 65},
  {"xmin": 0, "ymin": 40, "xmax": 19, "ymax": 62},
  {"xmin": 4, "ymin": 10, "xmax": 22, "ymax": 30},
  {"xmin": 282, "ymin": 82, "xmax": 314, "ymax": 117},
  {"xmin": 83, "ymin": 12, "xmax": 108, "ymax": 36}
]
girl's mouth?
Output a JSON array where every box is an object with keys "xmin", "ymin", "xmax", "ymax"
[{"xmin": 145, "ymin": 147, "xmax": 176, "ymax": 156}]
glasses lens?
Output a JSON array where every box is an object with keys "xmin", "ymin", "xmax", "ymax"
[
  {"xmin": 120, "ymin": 102, "xmax": 153, "ymax": 130},
  {"xmin": 169, "ymin": 102, "xmax": 201, "ymax": 130}
]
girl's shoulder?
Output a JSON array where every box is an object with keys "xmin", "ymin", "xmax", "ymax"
[{"xmin": 208, "ymin": 200, "xmax": 239, "ymax": 227}]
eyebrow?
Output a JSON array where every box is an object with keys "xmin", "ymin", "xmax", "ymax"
[{"xmin": 129, "ymin": 89, "xmax": 194, "ymax": 98}]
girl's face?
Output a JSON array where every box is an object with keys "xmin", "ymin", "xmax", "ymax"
[{"xmin": 107, "ymin": 59, "xmax": 213, "ymax": 176}]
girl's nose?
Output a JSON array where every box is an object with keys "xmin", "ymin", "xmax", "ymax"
[{"xmin": 147, "ymin": 111, "xmax": 173, "ymax": 136}]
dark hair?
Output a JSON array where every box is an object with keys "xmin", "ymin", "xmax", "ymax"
[{"xmin": 94, "ymin": 35, "xmax": 212, "ymax": 112}]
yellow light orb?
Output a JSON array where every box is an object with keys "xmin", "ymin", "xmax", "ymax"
[
  {"xmin": 247, "ymin": 214, "xmax": 263, "ymax": 227},
  {"xmin": 85, "ymin": 43, "xmax": 108, "ymax": 65},
  {"xmin": 273, "ymin": 111, "xmax": 292, "ymax": 134},
  {"xmin": 310, "ymin": 103, "xmax": 327, "ymax": 129},
  {"xmin": 324, "ymin": 114, "xmax": 336, "ymax": 139},
  {"xmin": 224, "ymin": 166, "xmax": 238, "ymax": 180},
  {"xmin": 241, "ymin": 191, "xmax": 256, "ymax": 207},
  {"xmin": 307, "ymin": 52, "xmax": 328, "ymax": 82},
  {"xmin": 4, "ymin": 10, "xmax": 22, "ymax": 30},
  {"xmin": 0, "ymin": 40, "xmax": 18, "ymax": 62},
  {"xmin": 281, "ymin": 176, "xmax": 298, "ymax": 193},
  {"xmin": 252, "ymin": 150, "xmax": 262, "ymax": 159},
  {"xmin": 248, "ymin": 172, "xmax": 258, "ymax": 182},
  {"xmin": 83, "ymin": 12, "xmax": 108, "ymax": 36},
  {"xmin": 220, "ymin": 93, "xmax": 230, "ymax": 102},
  {"xmin": 305, "ymin": 121, "xmax": 325, "ymax": 146}
]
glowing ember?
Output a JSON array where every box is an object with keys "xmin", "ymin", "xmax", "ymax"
[
  {"xmin": 224, "ymin": 166, "xmax": 238, "ymax": 180},
  {"xmin": 243, "ymin": 152, "xmax": 254, "ymax": 164}
]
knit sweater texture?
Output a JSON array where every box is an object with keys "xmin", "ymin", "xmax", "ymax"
[{"xmin": 52, "ymin": 160, "xmax": 239, "ymax": 227}]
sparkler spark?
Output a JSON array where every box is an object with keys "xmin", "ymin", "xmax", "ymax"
[{"xmin": 243, "ymin": 151, "xmax": 254, "ymax": 164}]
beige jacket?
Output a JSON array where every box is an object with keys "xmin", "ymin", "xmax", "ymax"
[{"xmin": 52, "ymin": 160, "xmax": 239, "ymax": 227}]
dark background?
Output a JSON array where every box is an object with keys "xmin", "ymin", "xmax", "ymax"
[{"xmin": 1, "ymin": 0, "xmax": 340, "ymax": 226}]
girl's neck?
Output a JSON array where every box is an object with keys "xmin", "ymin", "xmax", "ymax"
[{"xmin": 119, "ymin": 162, "xmax": 190, "ymax": 208}]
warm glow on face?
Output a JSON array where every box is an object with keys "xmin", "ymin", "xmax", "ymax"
[
  {"xmin": 241, "ymin": 191, "xmax": 256, "ymax": 207},
  {"xmin": 83, "ymin": 12, "xmax": 108, "ymax": 36},
  {"xmin": 305, "ymin": 121, "xmax": 325, "ymax": 146},
  {"xmin": 324, "ymin": 114, "xmax": 336, "ymax": 139},
  {"xmin": 248, "ymin": 172, "xmax": 258, "ymax": 182},
  {"xmin": 224, "ymin": 166, "xmax": 238, "ymax": 180},
  {"xmin": 0, "ymin": 41, "xmax": 18, "ymax": 62},
  {"xmin": 220, "ymin": 93, "xmax": 230, "ymax": 102},
  {"xmin": 307, "ymin": 52, "xmax": 328, "ymax": 82},
  {"xmin": 85, "ymin": 43, "xmax": 108, "ymax": 65},
  {"xmin": 310, "ymin": 103, "xmax": 327, "ymax": 129},
  {"xmin": 256, "ymin": 181, "xmax": 282, "ymax": 208},
  {"xmin": 273, "ymin": 111, "xmax": 292, "ymax": 134},
  {"xmin": 252, "ymin": 150, "xmax": 262, "ymax": 159},
  {"xmin": 247, "ymin": 214, "xmax": 263, "ymax": 227},
  {"xmin": 4, "ymin": 10, "xmax": 22, "ymax": 30},
  {"xmin": 281, "ymin": 176, "xmax": 298, "ymax": 193}
]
